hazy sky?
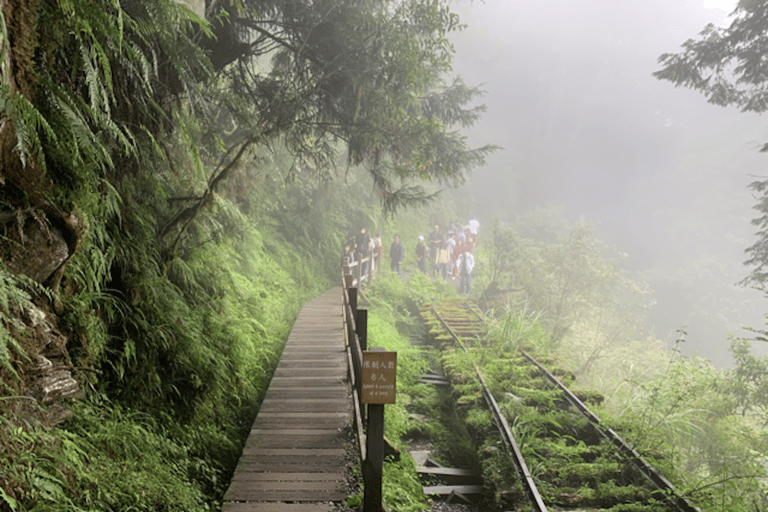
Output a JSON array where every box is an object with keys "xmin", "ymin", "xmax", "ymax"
[{"xmin": 449, "ymin": 0, "xmax": 768, "ymax": 366}]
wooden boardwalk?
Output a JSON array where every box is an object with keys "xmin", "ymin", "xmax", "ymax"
[{"xmin": 222, "ymin": 287, "xmax": 353, "ymax": 512}]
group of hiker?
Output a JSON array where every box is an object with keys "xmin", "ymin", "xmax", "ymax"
[{"xmin": 341, "ymin": 219, "xmax": 479, "ymax": 295}]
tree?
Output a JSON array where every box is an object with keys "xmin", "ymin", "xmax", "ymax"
[
  {"xmin": 0, "ymin": 0, "xmax": 496, "ymax": 280},
  {"xmin": 653, "ymin": 0, "xmax": 768, "ymax": 292},
  {"xmin": 221, "ymin": 0, "xmax": 496, "ymax": 201},
  {"xmin": 143, "ymin": 0, "xmax": 498, "ymax": 259}
]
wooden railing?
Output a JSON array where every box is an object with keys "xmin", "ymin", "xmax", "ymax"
[
  {"xmin": 342, "ymin": 271, "xmax": 389, "ymax": 512},
  {"xmin": 343, "ymin": 280, "xmax": 367, "ymax": 458},
  {"xmin": 343, "ymin": 251, "xmax": 375, "ymax": 288}
]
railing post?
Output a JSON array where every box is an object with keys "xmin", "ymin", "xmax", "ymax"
[
  {"xmin": 356, "ymin": 258, "xmax": 362, "ymax": 287},
  {"xmin": 349, "ymin": 287, "xmax": 358, "ymax": 317},
  {"xmin": 356, "ymin": 308, "xmax": 368, "ymax": 351},
  {"xmin": 363, "ymin": 403, "xmax": 384, "ymax": 512}
]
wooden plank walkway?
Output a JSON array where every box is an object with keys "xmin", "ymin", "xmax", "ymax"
[{"xmin": 222, "ymin": 287, "xmax": 353, "ymax": 512}]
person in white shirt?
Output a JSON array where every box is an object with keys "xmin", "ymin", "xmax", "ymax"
[
  {"xmin": 456, "ymin": 249, "xmax": 474, "ymax": 296},
  {"xmin": 444, "ymin": 232, "xmax": 457, "ymax": 276},
  {"xmin": 370, "ymin": 233, "xmax": 382, "ymax": 272}
]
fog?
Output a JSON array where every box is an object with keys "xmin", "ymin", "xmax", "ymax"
[{"xmin": 450, "ymin": 0, "xmax": 768, "ymax": 366}]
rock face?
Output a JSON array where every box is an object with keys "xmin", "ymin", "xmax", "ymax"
[
  {"xmin": 2, "ymin": 277, "xmax": 82, "ymax": 426},
  {"xmin": 17, "ymin": 303, "xmax": 82, "ymax": 424},
  {"xmin": 1, "ymin": 209, "xmax": 70, "ymax": 284}
]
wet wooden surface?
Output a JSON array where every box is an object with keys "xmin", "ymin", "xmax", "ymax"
[{"xmin": 222, "ymin": 288, "xmax": 352, "ymax": 512}]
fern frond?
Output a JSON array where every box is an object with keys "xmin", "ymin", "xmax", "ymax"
[
  {"xmin": 0, "ymin": 268, "xmax": 38, "ymax": 384},
  {"xmin": 0, "ymin": 85, "xmax": 58, "ymax": 171}
]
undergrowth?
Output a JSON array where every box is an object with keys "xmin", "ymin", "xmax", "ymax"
[
  {"xmin": 1, "ymin": 147, "xmax": 327, "ymax": 511},
  {"xmin": 365, "ymin": 272, "xmax": 475, "ymax": 511}
]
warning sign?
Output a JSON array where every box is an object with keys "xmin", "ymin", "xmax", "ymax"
[{"xmin": 361, "ymin": 351, "xmax": 397, "ymax": 404}]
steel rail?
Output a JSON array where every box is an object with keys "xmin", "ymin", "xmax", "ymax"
[
  {"xmin": 431, "ymin": 303, "xmax": 549, "ymax": 512},
  {"xmin": 476, "ymin": 368, "xmax": 549, "ymax": 512},
  {"xmin": 519, "ymin": 350, "xmax": 701, "ymax": 512}
]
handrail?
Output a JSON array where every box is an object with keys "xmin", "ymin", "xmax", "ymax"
[
  {"xmin": 343, "ymin": 270, "xmax": 391, "ymax": 512},
  {"xmin": 343, "ymin": 252, "xmax": 374, "ymax": 288},
  {"xmin": 343, "ymin": 285, "xmax": 366, "ymax": 461}
]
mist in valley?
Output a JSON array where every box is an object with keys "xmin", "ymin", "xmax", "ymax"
[{"xmin": 449, "ymin": 0, "xmax": 768, "ymax": 366}]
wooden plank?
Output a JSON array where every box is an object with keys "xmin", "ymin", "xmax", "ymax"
[
  {"xmin": 258, "ymin": 399, "xmax": 351, "ymax": 414},
  {"xmin": 223, "ymin": 503, "xmax": 335, "ymax": 512},
  {"xmin": 232, "ymin": 461, "xmax": 344, "ymax": 473},
  {"xmin": 229, "ymin": 472, "xmax": 344, "ymax": 483},
  {"xmin": 227, "ymin": 480, "xmax": 343, "ymax": 492},
  {"xmin": 223, "ymin": 288, "xmax": 356, "ymax": 509},
  {"xmin": 416, "ymin": 467, "xmax": 479, "ymax": 478},
  {"xmin": 280, "ymin": 347, "xmax": 344, "ymax": 354},
  {"xmin": 236, "ymin": 448, "xmax": 345, "ymax": 457},
  {"xmin": 416, "ymin": 466, "xmax": 482, "ymax": 485},
  {"xmin": 268, "ymin": 376, "xmax": 346, "ymax": 386},
  {"xmin": 281, "ymin": 343, "xmax": 343, "ymax": 348},
  {"xmin": 261, "ymin": 388, "xmax": 349, "ymax": 399},
  {"xmin": 241, "ymin": 445, "xmax": 344, "ymax": 462},
  {"xmin": 252, "ymin": 417, "xmax": 348, "ymax": 430},
  {"xmin": 422, "ymin": 485, "xmax": 484, "ymax": 496},
  {"xmin": 259, "ymin": 396, "xmax": 349, "ymax": 404},
  {"xmin": 243, "ymin": 430, "xmax": 344, "ymax": 449},
  {"xmin": 225, "ymin": 484, "xmax": 345, "ymax": 502},
  {"xmin": 275, "ymin": 358, "xmax": 346, "ymax": 367},
  {"xmin": 278, "ymin": 349, "xmax": 344, "ymax": 356},
  {"xmin": 252, "ymin": 412, "xmax": 349, "ymax": 420},
  {"xmin": 272, "ymin": 368, "xmax": 346, "ymax": 378}
]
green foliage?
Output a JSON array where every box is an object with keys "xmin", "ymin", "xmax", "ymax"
[
  {"xmin": 205, "ymin": 0, "xmax": 496, "ymax": 213},
  {"xmin": 0, "ymin": 84, "xmax": 58, "ymax": 172},
  {"xmin": 726, "ymin": 336, "xmax": 768, "ymax": 422},
  {"xmin": 486, "ymin": 301, "xmax": 547, "ymax": 353},
  {"xmin": 1, "ymin": 0, "xmax": 496, "ymax": 510},
  {"xmin": 623, "ymin": 353, "xmax": 768, "ymax": 511},
  {"xmin": 652, "ymin": 1, "xmax": 768, "ymax": 325},
  {"xmin": 0, "ymin": 269, "xmax": 34, "ymax": 386},
  {"xmin": 382, "ymin": 456, "xmax": 430, "ymax": 512},
  {"xmin": 0, "ymin": 400, "xmax": 211, "ymax": 511},
  {"xmin": 367, "ymin": 271, "xmax": 456, "ymax": 329},
  {"xmin": 485, "ymin": 219, "xmax": 636, "ymax": 344},
  {"xmin": 654, "ymin": 2, "xmax": 768, "ymax": 115}
]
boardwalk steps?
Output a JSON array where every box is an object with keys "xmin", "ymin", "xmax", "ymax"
[{"xmin": 222, "ymin": 288, "xmax": 353, "ymax": 512}]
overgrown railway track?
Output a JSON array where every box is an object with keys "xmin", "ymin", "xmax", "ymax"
[{"xmin": 419, "ymin": 298, "xmax": 701, "ymax": 512}]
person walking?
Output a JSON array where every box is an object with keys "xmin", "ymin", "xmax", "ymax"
[
  {"xmin": 355, "ymin": 227, "xmax": 371, "ymax": 277},
  {"xmin": 372, "ymin": 232, "xmax": 383, "ymax": 272},
  {"xmin": 445, "ymin": 231, "xmax": 457, "ymax": 277},
  {"xmin": 389, "ymin": 234, "xmax": 405, "ymax": 274},
  {"xmin": 341, "ymin": 244, "xmax": 355, "ymax": 267},
  {"xmin": 456, "ymin": 248, "xmax": 474, "ymax": 295},
  {"xmin": 415, "ymin": 235, "xmax": 427, "ymax": 275},
  {"xmin": 427, "ymin": 224, "xmax": 443, "ymax": 277}
]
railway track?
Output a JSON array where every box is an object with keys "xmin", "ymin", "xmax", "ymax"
[{"xmin": 419, "ymin": 298, "xmax": 701, "ymax": 512}]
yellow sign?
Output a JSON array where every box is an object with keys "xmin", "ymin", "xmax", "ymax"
[{"xmin": 362, "ymin": 351, "xmax": 397, "ymax": 404}]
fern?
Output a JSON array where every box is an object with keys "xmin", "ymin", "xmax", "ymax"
[
  {"xmin": 0, "ymin": 269, "xmax": 36, "ymax": 387},
  {"xmin": 0, "ymin": 85, "xmax": 58, "ymax": 171}
]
